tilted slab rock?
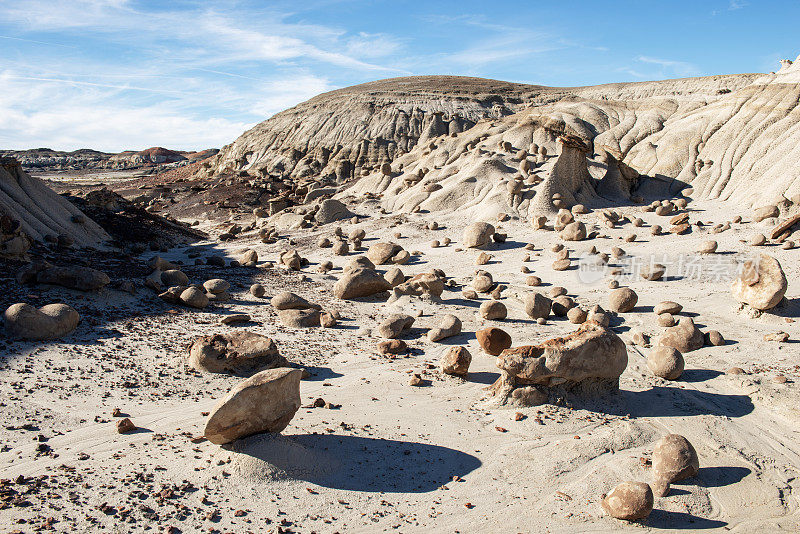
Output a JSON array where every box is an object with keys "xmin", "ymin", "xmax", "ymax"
[{"xmin": 204, "ymin": 367, "xmax": 303, "ymax": 445}]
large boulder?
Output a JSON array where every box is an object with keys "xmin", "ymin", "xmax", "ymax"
[
  {"xmin": 187, "ymin": 331, "xmax": 287, "ymax": 374},
  {"xmin": 391, "ymin": 272, "xmax": 446, "ymax": 300},
  {"xmin": 491, "ymin": 321, "xmax": 627, "ymax": 403},
  {"xmin": 3, "ymin": 302, "xmax": 80, "ymax": 340},
  {"xmin": 377, "ymin": 314, "xmax": 415, "ymax": 339},
  {"xmin": 730, "ymin": 254, "xmax": 787, "ymax": 310},
  {"xmin": 462, "ymin": 222, "xmax": 495, "ymax": 248},
  {"xmin": 476, "ymin": 327, "xmax": 512, "ymax": 356},
  {"xmin": 333, "ymin": 268, "xmax": 392, "ymax": 299},
  {"xmin": 657, "ymin": 317, "xmax": 703, "ymax": 353},
  {"xmin": 204, "ymin": 367, "xmax": 303, "ymax": 445},
  {"xmin": 441, "ymin": 346, "xmax": 471, "ymax": 376},
  {"xmin": 36, "ymin": 265, "xmax": 110, "ymax": 291},
  {"xmin": 608, "ymin": 287, "xmax": 638, "ymax": 313},
  {"xmin": 278, "ymin": 309, "xmax": 323, "ymax": 327},
  {"xmin": 366, "ymin": 242, "xmax": 403, "ymax": 265},
  {"xmin": 601, "ymin": 481, "xmax": 654, "ymax": 521},
  {"xmin": 652, "ymin": 434, "xmax": 699, "ymax": 494},
  {"xmin": 271, "ymin": 292, "xmax": 320, "ymax": 310},
  {"xmin": 559, "ymin": 221, "xmax": 587, "ymax": 241},
  {"xmin": 428, "ymin": 314, "xmax": 462, "ymax": 342},
  {"xmin": 524, "ymin": 292, "xmax": 552, "ymax": 320},
  {"xmin": 314, "ymin": 199, "xmax": 354, "ymax": 224}
]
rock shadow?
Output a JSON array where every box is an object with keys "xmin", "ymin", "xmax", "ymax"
[
  {"xmin": 575, "ymin": 385, "xmax": 754, "ymax": 419},
  {"xmin": 228, "ymin": 433, "xmax": 482, "ymax": 493},
  {"xmin": 645, "ymin": 509, "xmax": 727, "ymax": 530}
]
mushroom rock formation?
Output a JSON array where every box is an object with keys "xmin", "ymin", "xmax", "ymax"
[
  {"xmin": 530, "ymin": 135, "xmax": 597, "ymax": 214},
  {"xmin": 595, "ymin": 147, "xmax": 639, "ymax": 201},
  {"xmin": 490, "ymin": 320, "xmax": 627, "ymax": 405},
  {"xmin": 0, "ymin": 157, "xmax": 110, "ymax": 247}
]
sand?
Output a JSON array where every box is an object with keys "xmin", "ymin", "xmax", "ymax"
[{"xmin": 2, "ymin": 195, "xmax": 799, "ymax": 532}]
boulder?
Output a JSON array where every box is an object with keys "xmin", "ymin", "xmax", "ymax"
[
  {"xmin": 281, "ymin": 249, "xmax": 303, "ymax": 270},
  {"xmin": 204, "ymin": 368, "xmax": 303, "ymax": 445},
  {"xmin": 647, "ymin": 347, "xmax": 684, "ymax": 380},
  {"xmin": 655, "ymin": 301, "xmax": 682, "ymax": 315},
  {"xmin": 494, "ymin": 321, "xmax": 627, "ymax": 388},
  {"xmin": 697, "ymin": 240, "xmax": 718, "ymax": 254},
  {"xmin": 609, "ymin": 288, "xmax": 638, "ymax": 313},
  {"xmin": 384, "ymin": 267, "xmax": 405, "ymax": 287},
  {"xmin": 278, "ymin": 309, "xmax": 322, "ymax": 327},
  {"xmin": 187, "ymin": 331, "xmax": 287, "ymax": 374},
  {"xmin": 441, "ymin": 346, "xmax": 471, "ymax": 376},
  {"xmin": 250, "ymin": 284, "xmax": 266, "ymax": 298},
  {"xmin": 601, "ymin": 481, "xmax": 654, "ymax": 521},
  {"xmin": 36, "ymin": 266, "xmax": 110, "ymax": 291},
  {"xmin": 428, "ymin": 314, "xmax": 462, "ymax": 342},
  {"xmin": 333, "ymin": 268, "xmax": 392, "ymax": 299},
  {"xmin": 3, "ymin": 303, "xmax": 80, "ymax": 340},
  {"xmin": 524, "ymin": 292, "xmax": 552, "ymax": 320},
  {"xmin": 753, "ymin": 205, "xmax": 779, "ymax": 222},
  {"xmin": 378, "ymin": 339, "xmax": 407, "ymax": 355},
  {"xmin": 462, "ymin": 222, "xmax": 495, "ymax": 248},
  {"xmin": 271, "ymin": 292, "xmax": 320, "ymax": 310},
  {"xmin": 641, "ymin": 263, "xmax": 666, "ymax": 281},
  {"xmin": 476, "ymin": 327, "xmax": 512, "ymax": 356},
  {"xmin": 204, "ymin": 279, "xmax": 231, "ymax": 294},
  {"xmin": 567, "ymin": 307, "xmax": 587, "ymax": 324},
  {"xmin": 366, "ymin": 242, "xmax": 403, "ymax": 265},
  {"xmin": 345, "ymin": 256, "xmax": 375, "ymax": 272},
  {"xmin": 314, "ymin": 199, "xmax": 353, "ymax": 224},
  {"xmin": 390, "ymin": 272, "xmax": 447, "ymax": 300},
  {"xmin": 239, "ymin": 249, "xmax": 258, "ymax": 267},
  {"xmin": 658, "ymin": 317, "xmax": 703, "ymax": 353},
  {"xmin": 161, "ymin": 269, "xmax": 189, "ymax": 287},
  {"xmin": 652, "ymin": 434, "xmax": 699, "ymax": 491},
  {"xmin": 472, "ymin": 271, "xmax": 494, "ymax": 293},
  {"xmin": 551, "ymin": 296, "xmax": 574, "ymax": 316},
  {"xmin": 730, "ymin": 254, "xmax": 787, "ymax": 310},
  {"xmin": 480, "ymin": 300, "xmax": 507, "ymax": 320},
  {"xmin": 560, "ymin": 221, "xmax": 587, "ymax": 241},
  {"xmin": 180, "ymin": 286, "xmax": 209, "ymax": 309},
  {"xmin": 377, "ymin": 314, "xmax": 415, "ymax": 339}
]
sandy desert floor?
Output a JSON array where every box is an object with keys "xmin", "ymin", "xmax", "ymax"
[{"xmin": 1, "ymin": 198, "xmax": 799, "ymax": 533}]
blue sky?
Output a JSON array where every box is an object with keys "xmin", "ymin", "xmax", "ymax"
[{"xmin": 0, "ymin": 0, "xmax": 798, "ymax": 152}]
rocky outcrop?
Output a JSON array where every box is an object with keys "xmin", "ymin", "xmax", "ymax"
[
  {"xmin": 490, "ymin": 321, "xmax": 627, "ymax": 405},
  {"xmin": 0, "ymin": 158, "xmax": 110, "ymax": 247}
]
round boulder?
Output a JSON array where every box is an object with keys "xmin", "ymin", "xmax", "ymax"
[
  {"xmin": 601, "ymin": 481, "xmax": 654, "ymax": 521},
  {"xmin": 647, "ymin": 347, "xmax": 684, "ymax": 380},
  {"xmin": 476, "ymin": 327, "xmax": 512, "ymax": 356}
]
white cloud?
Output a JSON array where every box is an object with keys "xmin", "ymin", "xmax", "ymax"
[
  {"xmin": 636, "ymin": 55, "xmax": 702, "ymax": 77},
  {"xmin": 0, "ymin": 1, "xmax": 406, "ymax": 150}
]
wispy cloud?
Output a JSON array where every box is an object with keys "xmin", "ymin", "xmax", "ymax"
[
  {"xmin": 0, "ymin": 0, "xmax": 407, "ymax": 150},
  {"xmin": 729, "ymin": 0, "xmax": 748, "ymax": 10},
  {"xmin": 635, "ymin": 55, "xmax": 702, "ymax": 77}
]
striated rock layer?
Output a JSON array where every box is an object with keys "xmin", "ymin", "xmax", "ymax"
[{"xmin": 207, "ymin": 58, "xmax": 800, "ymax": 214}]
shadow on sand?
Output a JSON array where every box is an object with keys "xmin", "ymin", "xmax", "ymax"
[{"xmin": 227, "ymin": 432, "xmax": 481, "ymax": 493}]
